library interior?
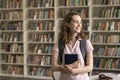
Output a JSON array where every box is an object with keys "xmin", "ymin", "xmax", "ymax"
[{"xmin": 0, "ymin": 0, "xmax": 120, "ymax": 80}]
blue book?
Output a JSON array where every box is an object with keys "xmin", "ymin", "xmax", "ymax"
[{"xmin": 64, "ymin": 54, "xmax": 78, "ymax": 64}]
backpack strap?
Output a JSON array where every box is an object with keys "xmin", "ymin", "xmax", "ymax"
[
  {"xmin": 79, "ymin": 39, "xmax": 87, "ymax": 65},
  {"xmin": 58, "ymin": 40, "xmax": 65, "ymax": 63},
  {"xmin": 58, "ymin": 39, "xmax": 87, "ymax": 65}
]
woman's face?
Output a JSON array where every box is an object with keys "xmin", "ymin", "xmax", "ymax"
[{"xmin": 68, "ymin": 15, "xmax": 82, "ymax": 34}]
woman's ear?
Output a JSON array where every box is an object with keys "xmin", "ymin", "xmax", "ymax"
[{"xmin": 65, "ymin": 23, "xmax": 69, "ymax": 28}]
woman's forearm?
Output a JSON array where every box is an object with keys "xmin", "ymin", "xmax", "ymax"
[
  {"xmin": 52, "ymin": 64, "xmax": 66, "ymax": 71},
  {"xmin": 52, "ymin": 64, "xmax": 62, "ymax": 71},
  {"xmin": 72, "ymin": 65, "xmax": 93, "ymax": 74}
]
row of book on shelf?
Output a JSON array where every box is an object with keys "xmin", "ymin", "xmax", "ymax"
[
  {"xmin": 2, "ymin": 43, "xmax": 23, "ymax": 52},
  {"xmin": 95, "ymin": 47, "xmax": 120, "ymax": 56},
  {"xmin": 98, "ymin": 7, "xmax": 120, "ymax": 18},
  {"xmin": 0, "ymin": 21, "xmax": 23, "ymax": 30},
  {"xmin": 94, "ymin": 58, "xmax": 120, "ymax": 69},
  {"xmin": 28, "ymin": 55, "xmax": 52, "ymax": 65},
  {"xmin": 30, "ymin": 33, "xmax": 54, "ymax": 42},
  {"xmin": 1, "ymin": 64, "xmax": 52, "ymax": 76},
  {"xmin": 60, "ymin": 0, "xmax": 88, "ymax": 6},
  {"xmin": 0, "ymin": 0, "xmax": 23, "ymax": 8},
  {"xmin": 59, "ymin": 9, "xmax": 88, "ymax": 18},
  {"xmin": 0, "ymin": 0, "xmax": 54, "ymax": 8},
  {"xmin": 0, "ymin": 21, "xmax": 55, "ymax": 31},
  {"xmin": 29, "ymin": 67, "xmax": 52, "ymax": 76},
  {"xmin": 30, "ymin": 44, "xmax": 53, "ymax": 54},
  {"xmin": 29, "ymin": 9, "xmax": 54, "ymax": 19},
  {"xmin": 1, "ymin": 32, "xmax": 23, "ymax": 42},
  {"xmin": 94, "ymin": 0, "xmax": 120, "ymax": 5},
  {"xmin": 93, "ymin": 21, "xmax": 120, "ymax": 31},
  {"xmin": 91, "ymin": 34, "xmax": 120, "ymax": 43},
  {"xmin": 29, "ymin": 0, "xmax": 54, "ymax": 7},
  {"xmin": 2, "ymin": 54, "xmax": 51, "ymax": 65},
  {"xmin": 0, "ymin": 11, "xmax": 23, "ymax": 19},
  {"xmin": 1, "ymin": 43, "xmax": 53, "ymax": 54},
  {"xmin": 7, "ymin": 65, "xmax": 23, "ymax": 75},
  {"xmin": 29, "ymin": 21, "xmax": 54, "ymax": 31},
  {"xmin": 2, "ymin": 54, "xmax": 24, "ymax": 63}
]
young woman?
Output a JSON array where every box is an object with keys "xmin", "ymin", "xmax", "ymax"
[{"xmin": 52, "ymin": 12, "xmax": 94, "ymax": 80}]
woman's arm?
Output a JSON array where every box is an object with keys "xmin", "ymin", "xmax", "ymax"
[
  {"xmin": 52, "ymin": 50, "xmax": 70, "ymax": 73},
  {"xmin": 52, "ymin": 50, "xmax": 61, "ymax": 71},
  {"xmin": 65, "ymin": 49, "xmax": 93, "ymax": 74},
  {"xmin": 74, "ymin": 49, "xmax": 93, "ymax": 74},
  {"xmin": 65, "ymin": 40, "xmax": 94, "ymax": 74}
]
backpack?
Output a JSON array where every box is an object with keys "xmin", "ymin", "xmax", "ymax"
[{"xmin": 58, "ymin": 39, "xmax": 87, "ymax": 65}]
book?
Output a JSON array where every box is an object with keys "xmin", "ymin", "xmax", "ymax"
[{"xmin": 64, "ymin": 54, "xmax": 78, "ymax": 64}]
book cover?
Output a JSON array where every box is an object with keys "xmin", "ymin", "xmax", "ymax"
[{"xmin": 64, "ymin": 54, "xmax": 78, "ymax": 64}]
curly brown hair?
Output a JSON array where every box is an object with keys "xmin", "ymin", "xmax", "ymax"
[{"xmin": 59, "ymin": 12, "xmax": 86, "ymax": 44}]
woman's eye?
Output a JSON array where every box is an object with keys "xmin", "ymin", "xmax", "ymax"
[
  {"xmin": 74, "ymin": 21, "xmax": 78, "ymax": 23},
  {"xmin": 72, "ymin": 20, "xmax": 78, "ymax": 23},
  {"xmin": 72, "ymin": 20, "xmax": 82, "ymax": 24}
]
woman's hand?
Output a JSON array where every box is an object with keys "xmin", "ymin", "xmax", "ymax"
[
  {"xmin": 59, "ymin": 65, "xmax": 71, "ymax": 73},
  {"xmin": 62, "ymin": 61, "xmax": 81, "ymax": 74},
  {"xmin": 59, "ymin": 65, "xmax": 76, "ymax": 73},
  {"xmin": 64, "ymin": 65, "xmax": 77, "ymax": 75},
  {"xmin": 59, "ymin": 61, "xmax": 81, "ymax": 73},
  {"xmin": 68, "ymin": 61, "xmax": 81, "ymax": 68}
]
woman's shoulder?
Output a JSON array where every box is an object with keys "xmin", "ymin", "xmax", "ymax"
[
  {"xmin": 86, "ymin": 39, "xmax": 94, "ymax": 50},
  {"xmin": 86, "ymin": 39, "xmax": 91, "ymax": 43}
]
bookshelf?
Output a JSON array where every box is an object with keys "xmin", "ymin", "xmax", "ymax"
[
  {"xmin": 0, "ymin": 0, "xmax": 54, "ymax": 79},
  {"xmin": 0, "ymin": 0, "xmax": 24, "ymax": 77},
  {"xmin": 0, "ymin": 0, "xmax": 120, "ymax": 80},
  {"xmin": 91, "ymin": 0, "xmax": 120, "ymax": 75},
  {"xmin": 25, "ymin": 0, "xmax": 54, "ymax": 79}
]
